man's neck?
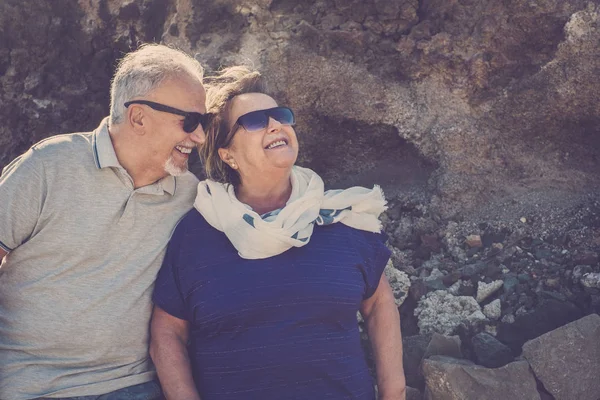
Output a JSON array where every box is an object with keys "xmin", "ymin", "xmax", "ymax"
[{"xmin": 108, "ymin": 124, "xmax": 166, "ymax": 189}]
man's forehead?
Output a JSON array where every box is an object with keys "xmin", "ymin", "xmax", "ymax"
[
  {"xmin": 160, "ymin": 74, "xmax": 205, "ymax": 93},
  {"xmin": 145, "ymin": 75, "xmax": 206, "ymax": 111}
]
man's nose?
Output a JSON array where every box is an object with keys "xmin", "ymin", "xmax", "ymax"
[{"xmin": 189, "ymin": 126, "xmax": 206, "ymax": 145}]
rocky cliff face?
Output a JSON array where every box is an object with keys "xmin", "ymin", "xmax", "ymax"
[{"xmin": 2, "ymin": 0, "xmax": 598, "ymax": 219}]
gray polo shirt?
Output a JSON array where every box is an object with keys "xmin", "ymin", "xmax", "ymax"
[{"xmin": 0, "ymin": 118, "xmax": 199, "ymax": 400}]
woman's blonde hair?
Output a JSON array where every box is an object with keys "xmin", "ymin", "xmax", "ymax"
[{"xmin": 201, "ymin": 66, "xmax": 270, "ymax": 186}]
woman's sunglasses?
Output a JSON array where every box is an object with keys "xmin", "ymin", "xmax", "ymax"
[
  {"xmin": 124, "ymin": 100, "xmax": 209, "ymax": 133},
  {"xmin": 234, "ymin": 107, "xmax": 295, "ymax": 132}
]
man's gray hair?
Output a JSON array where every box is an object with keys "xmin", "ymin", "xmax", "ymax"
[{"xmin": 109, "ymin": 43, "xmax": 204, "ymax": 125}]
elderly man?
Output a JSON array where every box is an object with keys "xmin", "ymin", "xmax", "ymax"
[{"xmin": 0, "ymin": 44, "xmax": 206, "ymax": 400}]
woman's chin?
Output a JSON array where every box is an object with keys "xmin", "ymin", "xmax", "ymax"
[{"xmin": 266, "ymin": 152, "xmax": 298, "ymax": 169}]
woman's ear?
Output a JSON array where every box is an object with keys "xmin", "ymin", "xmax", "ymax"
[{"xmin": 218, "ymin": 148, "xmax": 238, "ymax": 170}]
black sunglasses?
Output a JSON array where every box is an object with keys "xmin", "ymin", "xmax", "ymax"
[
  {"xmin": 124, "ymin": 100, "xmax": 208, "ymax": 133},
  {"xmin": 234, "ymin": 107, "xmax": 295, "ymax": 132}
]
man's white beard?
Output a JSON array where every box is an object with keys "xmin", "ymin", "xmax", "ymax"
[{"xmin": 164, "ymin": 155, "xmax": 187, "ymax": 176}]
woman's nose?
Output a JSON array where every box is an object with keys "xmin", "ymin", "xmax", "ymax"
[{"xmin": 267, "ymin": 117, "xmax": 282, "ymax": 133}]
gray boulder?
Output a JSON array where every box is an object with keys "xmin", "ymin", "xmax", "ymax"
[
  {"xmin": 406, "ymin": 386, "xmax": 423, "ymax": 400},
  {"xmin": 522, "ymin": 314, "xmax": 600, "ymax": 400},
  {"xmin": 422, "ymin": 356, "xmax": 540, "ymax": 400},
  {"xmin": 471, "ymin": 332, "xmax": 514, "ymax": 368},
  {"xmin": 496, "ymin": 299, "xmax": 583, "ymax": 353},
  {"xmin": 422, "ymin": 333, "xmax": 463, "ymax": 360},
  {"xmin": 402, "ymin": 334, "xmax": 432, "ymax": 389}
]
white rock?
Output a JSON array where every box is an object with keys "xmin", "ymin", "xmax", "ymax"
[
  {"xmin": 483, "ymin": 299, "xmax": 502, "ymax": 320},
  {"xmin": 484, "ymin": 324, "xmax": 498, "ymax": 336},
  {"xmin": 467, "ymin": 310, "xmax": 488, "ymax": 325},
  {"xmin": 450, "ymin": 246, "xmax": 468, "ymax": 262},
  {"xmin": 426, "ymin": 267, "xmax": 445, "ymax": 281},
  {"xmin": 448, "ymin": 280, "xmax": 462, "ymax": 295},
  {"xmin": 502, "ymin": 314, "xmax": 516, "ymax": 324},
  {"xmin": 357, "ymin": 311, "xmax": 364, "ymax": 324},
  {"xmin": 476, "ymin": 280, "xmax": 504, "ymax": 303},
  {"xmin": 384, "ymin": 260, "xmax": 411, "ymax": 307},
  {"xmin": 581, "ymin": 272, "xmax": 600, "ymax": 289},
  {"xmin": 33, "ymin": 99, "xmax": 52, "ymax": 109},
  {"xmin": 415, "ymin": 291, "xmax": 484, "ymax": 335},
  {"xmin": 516, "ymin": 306, "xmax": 528, "ymax": 317}
]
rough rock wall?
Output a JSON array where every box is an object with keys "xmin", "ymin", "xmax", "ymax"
[{"xmin": 1, "ymin": 0, "xmax": 599, "ymax": 218}]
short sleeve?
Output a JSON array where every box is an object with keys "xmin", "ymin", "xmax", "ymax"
[
  {"xmin": 355, "ymin": 230, "xmax": 391, "ymax": 299},
  {"xmin": 152, "ymin": 229, "xmax": 188, "ymax": 320},
  {"xmin": 0, "ymin": 149, "xmax": 47, "ymax": 252}
]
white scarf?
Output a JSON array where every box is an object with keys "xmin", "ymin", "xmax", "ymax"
[{"xmin": 194, "ymin": 166, "xmax": 387, "ymax": 259}]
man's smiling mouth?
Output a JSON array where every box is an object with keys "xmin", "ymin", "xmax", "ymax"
[{"xmin": 175, "ymin": 145, "xmax": 193, "ymax": 154}]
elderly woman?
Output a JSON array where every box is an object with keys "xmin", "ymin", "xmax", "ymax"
[{"xmin": 150, "ymin": 67, "xmax": 406, "ymax": 400}]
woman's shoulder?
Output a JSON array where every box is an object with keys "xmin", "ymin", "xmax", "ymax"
[
  {"xmin": 310, "ymin": 225, "xmax": 389, "ymax": 264},
  {"xmin": 317, "ymin": 223, "xmax": 387, "ymax": 244}
]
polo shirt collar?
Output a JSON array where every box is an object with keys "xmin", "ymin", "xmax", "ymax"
[
  {"xmin": 92, "ymin": 117, "xmax": 177, "ymax": 196},
  {"xmin": 93, "ymin": 118, "xmax": 120, "ymax": 169}
]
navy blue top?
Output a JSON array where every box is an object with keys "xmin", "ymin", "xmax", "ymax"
[{"xmin": 153, "ymin": 209, "xmax": 391, "ymax": 400}]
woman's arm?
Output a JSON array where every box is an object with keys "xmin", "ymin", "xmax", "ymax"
[
  {"xmin": 360, "ymin": 275, "xmax": 406, "ymax": 400},
  {"xmin": 150, "ymin": 306, "xmax": 201, "ymax": 400}
]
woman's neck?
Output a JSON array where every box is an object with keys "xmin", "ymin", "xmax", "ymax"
[{"xmin": 236, "ymin": 169, "xmax": 293, "ymax": 215}]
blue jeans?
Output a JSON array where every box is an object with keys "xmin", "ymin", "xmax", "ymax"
[{"xmin": 35, "ymin": 381, "xmax": 164, "ymax": 400}]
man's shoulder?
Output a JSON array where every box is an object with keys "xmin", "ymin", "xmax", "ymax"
[
  {"xmin": 2, "ymin": 132, "xmax": 94, "ymax": 176},
  {"xmin": 175, "ymin": 171, "xmax": 200, "ymax": 189},
  {"xmin": 172, "ymin": 172, "xmax": 199, "ymax": 206},
  {"xmin": 30, "ymin": 131, "xmax": 94, "ymax": 160}
]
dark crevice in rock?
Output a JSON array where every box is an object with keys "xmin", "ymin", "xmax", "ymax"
[
  {"xmin": 296, "ymin": 115, "xmax": 437, "ymax": 199},
  {"xmin": 535, "ymin": 377, "xmax": 557, "ymax": 400},
  {"xmin": 141, "ymin": 0, "xmax": 171, "ymax": 43}
]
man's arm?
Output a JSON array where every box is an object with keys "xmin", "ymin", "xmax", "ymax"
[
  {"xmin": 360, "ymin": 275, "xmax": 406, "ymax": 400},
  {"xmin": 0, "ymin": 149, "xmax": 48, "ymax": 255},
  {"xmin": 150, "ymin": 306, "xmax": 201, "ymax": 400}
]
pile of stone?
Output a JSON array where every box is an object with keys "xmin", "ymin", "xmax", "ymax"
[
  {"xmin": 380, "ymin": 197, "xmax": 600, "ymax": 343},
  {"xmin": 400, "ymin": 314, "xmax": 600, "ymax": 399},
  {"xmin": 363, "ymin": 198, "xmax": 600, "ymax": 398}
]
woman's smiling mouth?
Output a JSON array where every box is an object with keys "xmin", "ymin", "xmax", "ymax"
[{"xmin": 265, "ymin": 139, "xmax": 288, "ymax": 150}]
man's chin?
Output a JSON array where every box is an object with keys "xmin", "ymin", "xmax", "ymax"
[{"xmin": 164, "ymin": 158, "xmax": 188, "ymax": 177}]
